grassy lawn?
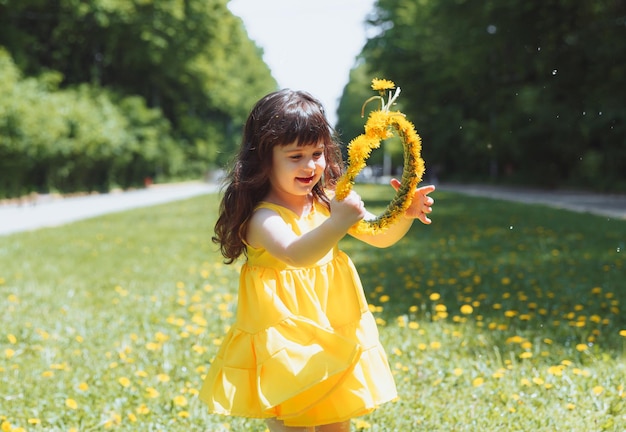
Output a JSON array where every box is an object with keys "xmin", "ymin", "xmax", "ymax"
[{"xmin": 1, "ymin": 185, "xmax": 625, "ymax": 431}]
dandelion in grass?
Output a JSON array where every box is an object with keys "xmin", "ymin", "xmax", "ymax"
[
  {"xmin": 472, "ymin": 377, "xmax": 484, "ymax": 387},
  {"xmin": 173, "ymin": 395, "xmax": 188, "ymax": 407},
  {"xmin": 118, "ymin": 377, "xmax": 131, "ymax": 388},
  {"xmin": 575, "ymin": 343, "xmax": 588, "ymax": 352},
  {"xmin": 136, "ymin": 404, "xmax": 150, "ymax": 415},
  {"xmin": 65, "ymin": 398, "xmax": 78, "ymax": 410},
  {"xmin": 460, "ymin": 304, "xmax": 473, "ymax": 314},
  {"xmin": 145, "ymin": 387, "xmax": 160, "ymax": 398},
  {"xmin": 352, "ymin": 418, "xmax": 372, "ymax": 430},
  {"xmin": 592, "ymin": 386, "xmax": 604, "ymax": 395},
  {"xmin": 157, "ymin": 373, "xmax": 170, "ymax": 382}
]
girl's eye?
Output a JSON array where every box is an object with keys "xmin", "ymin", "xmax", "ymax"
[
  {"xmin": 290, "ymin": 155, "xmax": 302, "ymax": 160},
  {"xmin": 313, "ymin": 151, "xmax": 323, "ymax": 158}
]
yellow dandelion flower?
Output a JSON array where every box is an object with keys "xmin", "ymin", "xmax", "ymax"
[
  {"xmin": 354, "ymin": 419, "xmax": 372, "ymax": 429},
  {"xmin": 532, "ymin": 377, "xmax": 544, "ymax": 385},
  {"xmin": 371, "ymin": 78, "xmax": 395, "ymax": 91},
  {"xmin": 157, "ymin": 373, "xmax": 170, "ymax": 382},
  {"xmin": 118, "ymin": 377, "xmax": 131, "ymax": 387},
  {"xmin": 145, "ymin": 342, "xmax": 160, "ymax": 351},
  {"xmin": 128, "ymin": 413, "xmax": 137, "ymax": 422},
  {"xmin": 460, "ymin": 304, "xmax": 473, "ymax": 314},
  {"xmin": 453, "ymin": 368, "xmax": 463, "ymax": 376},
  {"xmin": 566, "ymin": 403, "xmax": 576, "ymax": 410},
  {"xmin": 145, "ymin": 387, "xmax": 160, "ymax": 398},
  {"xmin": 1, "ymin": 421, "xmax": 12, "ymax": 432},
  {"xmin": 472, "ymin": 377, "xmax": 485, "ymax": 387},
  {"xmin": 78, "ymin": 382, "xmax": 89, "ymax": 391},
  {"xmin": 575, "ymin": 343, "xmax": 588, "ymax": 352},
  {"xmin": 135, "ymin": 370, "xmax": 148, "ymax": 378},
  {"xmin": 619, "ymin": 329, "xmax": 626, "ymax": 337},
  {"xmin": 379, "ymin": 295, "xmax": 390, "ymax": 303},
  {"xmin": 592, "ymin": 386, "xmax": 604, "ymax": 395},
  {"xmin": 429, "ymin": 293, "xmax": 441, "ymax": 301},
  {"xmin": 519, "ymin": 352, "xmax": 533, "ymax": 359},
  {"xmin": 5, "ymin": 348, "xmax": 15, "ymax": 359},
  {"xmin": 547, "ymin": 366, "xmax": 564, "ymax": 376},
  {"xmin": 178, "ymin": 411, "xmax": 190, "ymax": 418},
  {"xmin": 155, "ymin": 332, "xmax": 169, "ymax": 342},
  {"xmin": 506, "ymin": 335, "xmax": 524, "ymax": 344},
  {"xmin": 136, "ymin": 404, "xmax": 150, "ymax": 415},
  {"xmin": 193, "ymin": 344, "xmax": 208, "ymax": 354},
  {"xmin": 65, "ymin": 398, "xmax": 78, "ymax": 410},
  {"xmin": 408, "ymin": 321, "xmax": 419, "ymax": 329},
  {"xmin": 7, "ymin": 334, "xmax": 17, "ymax": 344},
  {"xmin": 174, "ymin": 395, "xmax": 188, "ymax": 407},
  {"xmin": 430, "ymin": 341, "xmax": 442, "ymax": 350}
]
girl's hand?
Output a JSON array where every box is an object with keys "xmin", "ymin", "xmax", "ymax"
[
  {"xmin": 330, "ymin": 190, "xmax": 367, "ymax": 230},
  {"xmin": 390, "ymin": 178, "xmax": 435, "ymax": 225}
]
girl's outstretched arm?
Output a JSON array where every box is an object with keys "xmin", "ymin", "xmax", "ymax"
[
  {"xmin": 350, "ymin": 180, "xmax": 435, "ymax": 248},
  {"xmin": 246, "ymin": 191, "xmax": 366, "ymax": 267}
]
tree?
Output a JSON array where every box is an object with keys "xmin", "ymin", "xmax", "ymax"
[
  {"xmin": 354, "ymin": 0, "xmax": 626, "ymax": 190},
  {"xmin": 0, "ymin": 0, "xmax": 277, "ymax": 171}
]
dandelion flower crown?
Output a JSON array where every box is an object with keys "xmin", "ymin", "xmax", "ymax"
[{"xmin": 335, "ymin": 78, "xmax": 425, "ymax": 235}]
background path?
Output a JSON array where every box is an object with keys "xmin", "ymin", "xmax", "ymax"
[
  {"xmin": 0, "ymin": 181, "xmax": 217, "ymax": 236},
  {"xmin": 438, "ymin": 184, "xmax": 626, "ymax": 220},
  {"xmin": 1, "ymin": 182, "xmax": 625, "ymax": 236}
]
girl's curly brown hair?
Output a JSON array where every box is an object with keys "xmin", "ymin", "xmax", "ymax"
[{"xmin": 213, "ymin": 89, "xmax": 344, "ymax": 264}]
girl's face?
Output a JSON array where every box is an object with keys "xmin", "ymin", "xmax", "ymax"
[{"xmin": 269, "ymin": 141, "xmax": 326, "ymax": 199}]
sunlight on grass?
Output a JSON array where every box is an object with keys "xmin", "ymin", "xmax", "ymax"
[{"xmin": 1, "ymin": 187, "xmax": 625, "ymax": 431}]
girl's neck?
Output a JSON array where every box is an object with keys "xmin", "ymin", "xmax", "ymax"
[{"xmin": 264, "ymin": 191, "xmax": 314, "ymax": 217}]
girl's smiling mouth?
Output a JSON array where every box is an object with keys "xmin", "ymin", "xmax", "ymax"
[{"xmin": 297, "ymin": 176, "xmax": 315, "ymax": 184}]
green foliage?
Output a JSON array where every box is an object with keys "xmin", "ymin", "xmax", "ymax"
[
  {"xmin": 0, "ymin": 0, "xmax": 277, "ymax": 197},
  {"xmin": 0, "ymin": 48, "xmax": 183, "ymax": 196},
  {"xmin": 342, "ymin": 0, "xmax": 626, "ymax": 191},
  {"xmin": 1, "ymin": 189, "xmax": 625, "ymax": 430}
]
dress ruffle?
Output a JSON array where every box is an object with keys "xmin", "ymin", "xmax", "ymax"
[{"xmin": 200, "ymin": 311, "xmax": 397, "ymax": 426}]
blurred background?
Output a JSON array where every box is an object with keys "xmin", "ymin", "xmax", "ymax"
[{"xmin": 1, "ymin": 0, "xmax": 624, "ymax": 199}]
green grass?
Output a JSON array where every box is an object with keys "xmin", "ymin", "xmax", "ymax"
[{"xmin": 1, "ymin": 185, "xmax": 625, "ymax": 431}]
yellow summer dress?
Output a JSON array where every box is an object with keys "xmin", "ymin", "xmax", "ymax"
[{"xmin": 199, "ymin": 200, "xmax": 397, "ymax": 427}]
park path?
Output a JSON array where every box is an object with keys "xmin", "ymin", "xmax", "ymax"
[
  {"xmin": 0, "ymin": 181, "xmax": 218, "ymax": 236},
  {"xmin": 437, "ymin": 184, "xmax": 626, "ymax": 220},
  {"xmin": 1, "ymin": 181, "xmax": 625, "ymax": 236}
]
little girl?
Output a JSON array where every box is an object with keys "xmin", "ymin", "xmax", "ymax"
[{"xmin": 199, "ymin": 89, "xmax": 435, "ymax": 432}]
